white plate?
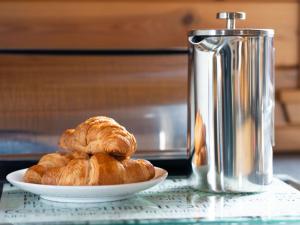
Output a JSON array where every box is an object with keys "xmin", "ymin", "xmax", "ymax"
[{"xmin": 6, "ymin": 167, "xmax": 167, "ymax": 203}]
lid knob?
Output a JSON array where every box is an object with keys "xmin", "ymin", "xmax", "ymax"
[{"xmin": 216, "ymin": 12, "xmax": 246, "ymax": 29}]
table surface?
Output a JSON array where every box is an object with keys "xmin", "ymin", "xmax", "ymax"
[
  {"xmin": 0, "ymin": 177, "xmax": 300, "ymax": 225},
  {"xmin": 0, "ymin": 154, "xmax": 299, "ymax": 224}
]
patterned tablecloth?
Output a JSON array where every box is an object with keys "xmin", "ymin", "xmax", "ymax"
[{"xmin": 0, "ymin": 178, "xmax": 300, "ymax": 224}]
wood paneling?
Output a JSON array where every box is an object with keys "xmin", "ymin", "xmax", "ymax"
[
  {"xmin": 276, "ymin": 68, "xmax": 299, "ymax": 90},
  {"xmin": 284, "ymin": 104, "xmax": 300, "ymax": 124},
  {"xmin": 278, "ymin": 89, "xmax": 300, "ymax": 123},
  {"xmin": 0, "ymin": 1, "xmax": 298, "ymax": 66},
  {"xmin": 0, "ymin": 54, "xmax": 187, "ymax": 133},
  {"xmin": 275, "ymin": 67, "xmax": 300, "ymax": 150},
  {"xmin": 275, "ymin": 102, "xmax": 287, "ymax": 126},
  {"xmin": 275, "ymin": 126, "xmax": 300, "ymax": 152},
  {"xmin": 279, "ymin": 90, "xmax": 300, "ymax": 103}
]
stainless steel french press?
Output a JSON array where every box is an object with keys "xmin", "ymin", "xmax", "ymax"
[{"xmin": 188, "ymin": 12, "xmax": 275, "ymax": 192}]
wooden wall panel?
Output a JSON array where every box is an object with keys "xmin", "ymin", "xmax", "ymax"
[
  {"xmin": 279, "ymin": 90, "xmax": 300, "ymax": 103},
  {"xmin": 275, "ymin": 102, "xmax": 287, "ymax": 126},
  {"xmin": 0, "ymin": 1, "xmax": 298, "ymax": 66},
  {"xmin": 278, "ymin": 90, "xmax": 300, "ymax": 124},
  {"xmin": 276, "ymin": 69, "xmax": 299, "ymax": 90},
  {"xmin": 275, "ymin": 126, "xmax": 300, "ymax": 152},
  {"xmin": 0, "ymin": 54, "xmax": 187, "ymax": 133}
]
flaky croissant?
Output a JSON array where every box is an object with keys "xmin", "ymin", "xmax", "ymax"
[
  {"xmin": 59, "ymin": 116, "xmax": 137, "ymax": 158},
  {"xmin": 24, "ymin": 152, "xmax": 155, "ymax": 185},
  {"xmin": 23, "ymin": 151, "xmax": 88, "ymax": 184}
]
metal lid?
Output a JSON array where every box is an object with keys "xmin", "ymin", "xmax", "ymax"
[{"xmin": 189, "ymin": 12, "xmax": 274, "ymax": 37}]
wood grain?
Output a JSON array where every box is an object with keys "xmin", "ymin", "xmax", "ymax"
[
  {"xmin": 279, "ymin": 90, "xmax": 300, "ymax": 103},
  {"xmin": 0, "ymin": 1, "xmax": 298, "ymax": 66},
  {"xmin": 275, "ymin": 126, "xmax": 300, "ymax": 152},
  {"xmin": 282, "ymin": 103, "xmax": 300, "ymax": 124},
  {"xmin": 0, "ymin": 54, "xmax": 187, "ymax": 133},
  {"xmin": 274, "ymin": 88, "xmax": 300, "ymax": 125},
  {"xmin": 275, "ymin": 102, "xmax": 287, "ymax": 126},
  {"xmin": 276, "ymin": 68, "xmax": 299, "ymax": 90}
]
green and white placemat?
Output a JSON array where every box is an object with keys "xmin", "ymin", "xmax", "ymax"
[{"xmin": 0, "ymin": 178, "xmax": 300, "ymax": 224}]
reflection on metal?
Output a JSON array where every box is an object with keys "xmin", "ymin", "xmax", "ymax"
[
  {"xmin": 159, "ymin": 131, "xmax": 167, "ymax": 151},
  {"xmin": 188, "ymin": 12, "xmax": 275, "ymax": 192},
  {"xmin": 193, "ymin": 112, "xmax": 206, "ymax": 167},
  {"xmin": 0, "ymin": 104, "xmax": 187, "ymax": 160}
]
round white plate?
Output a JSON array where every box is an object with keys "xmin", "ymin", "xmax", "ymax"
[{"xmin": 6, "ymin": 167, "xmax": 167, "ymax": 203}]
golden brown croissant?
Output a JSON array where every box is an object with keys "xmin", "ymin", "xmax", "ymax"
[
  {"xmin": 24, "ymin": 116, "xmax": 156, "ymax": 186},
  {"xmin": 23, "ymin": 165, "xmax": 46, "ymax": 184},
  {"xmin": 41, "ymin": 167, "xmax": 64, "ymax": 185},
  {"xmin": 122, "ymin": 159, "xmax": 155, "ymax": 183},
  {"xmin": 25, "ymin": 153, "xmax": 155, "ymax": 185},
  {"xmin": 59, "ymin": 116, "xmax": 137, "ymax": 158},
  {"xmin": 23, "ymin": 151, "xmax": 89, "ymax": 184},
  {"xmin": 88, "ymin": 153, "xmax": 126, "ymax": 185},
  {"xmin": 56, "ymin": 159, "xmax": 89, "ymax": 186}
]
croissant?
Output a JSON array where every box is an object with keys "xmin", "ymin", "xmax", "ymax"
[
  {"xmin": 88, "ymin": 152, "xmax": 126, "ymax": 185},
  {"xmin": 59, "ymin": 116, "xmax": 137, "ymax": 158},
  {"xmin": 122, "ymin": 159, "xmax": 155, "ymax": 183},
  {"xmin": 39, "ymin": 153, "xmax": 154, "ymax": 185},
  {"xmin": 24, "ymin": 116, "xmax": 156, "ymax": 186},
  {"xmin": 23, "ymin": 151, "xmax": 89, "ymax": 184}
]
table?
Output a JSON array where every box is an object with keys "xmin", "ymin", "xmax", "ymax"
[{"xmin": 0, "ymin": 178, "xmax": 300, "ymax": 224}]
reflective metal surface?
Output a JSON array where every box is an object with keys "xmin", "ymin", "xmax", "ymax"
[
  {"xmin": 188, "ymin": 12, "xmax": 275, "ymax": 192},
  {"xmin": 189, "ymin": 29, "xmax": 274, "ymax": 37},
  {"xmin": 190, "ymin": 11, "xmax": 274, "ymax": 38},
  {"xmin": 217, "ymin": 11, "xmax": 246, "ymax": 29}
]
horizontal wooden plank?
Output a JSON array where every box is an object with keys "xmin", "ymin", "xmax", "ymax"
[
  {"xmin": 278, "ymin": 90, "xmax": 300, "ymax": 103},
  {"xmin": 0, "ymin": 1, "xmax": 298, "ymax": 66},
  {"xmin": 0, "ymin": 54, "xmax": 187, "ymax": 134},
  {"xmin": 275, "ymin": 126, "xmax": 300, "ymax": 152},
  {"xmin": 275, "ymin": 68, "xmax": 299, "ymax": 90},
  {"xmin": 2, "ymin": 0, "xmax": 298, "ymax": 2},
  {"xmin": 283, "ymin": 104, "xmax": 300, "ymax": 124},
  {"xmin": 274, "ymin": 88, "xmax": 300, "ymax": 124},
  {"xmin": 275, "ymin": 102, "xmax": 287, "ymax": 126}
]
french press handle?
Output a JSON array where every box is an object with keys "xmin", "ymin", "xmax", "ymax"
[{"xmin": 216, "ymin": 12, "xmax": 246, "ymax": 29}]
